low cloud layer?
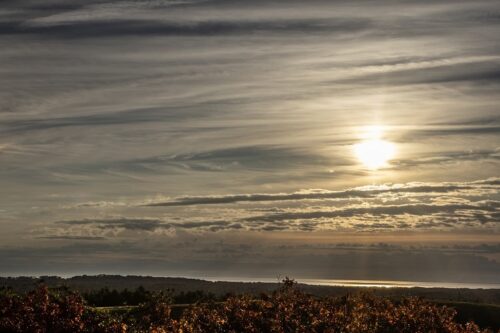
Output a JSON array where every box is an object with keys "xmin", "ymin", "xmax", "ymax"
[{"xmin": 34, "ymin": 179, "xmax": 499, "ymax": 238}]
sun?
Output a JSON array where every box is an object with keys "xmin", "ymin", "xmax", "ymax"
[{"xmin": 354, "ymin": 126, "xmax": 396, "ymax": 170}]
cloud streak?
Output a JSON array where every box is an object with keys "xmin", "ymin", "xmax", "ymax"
[
  {"xmin": 36, "ymin": 179, "xmax": 499, "ymax": 237},
  {"xmin": 146, "ymin": 179, "xmax": 499, "ymax": 207},
  {"xmin": 55, "ymin": 218, "xmax": 165, "ymax": 231},
  {"xmin": 1, "ymin": 18, "xmax": 373, "ymax": 38}
]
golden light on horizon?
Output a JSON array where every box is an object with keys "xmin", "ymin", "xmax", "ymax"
[{"xmin": 354, "ymin": 126, "xmax": 396, "ymax": 170}]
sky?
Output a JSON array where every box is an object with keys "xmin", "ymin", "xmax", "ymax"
[{"xmin": 0, "ymin": 0, "xmax": 499, "ymax": 284}]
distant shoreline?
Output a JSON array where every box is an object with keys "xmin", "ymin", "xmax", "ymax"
[
  {"xmin": 2, "ymin": 274, "xmax": 499, "ymax": 291},
  {"xmin": 203, "ymin": 277, "xmax": 500, "ymax": 290}
]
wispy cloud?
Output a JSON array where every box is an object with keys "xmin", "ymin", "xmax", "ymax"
[
  {"xmin": 3, "ymin": 18, "xmax": 373, "ymax": 38},
  {"xmin": 145, "ymin": 178, "xmax": 499, "ymax": 207}
]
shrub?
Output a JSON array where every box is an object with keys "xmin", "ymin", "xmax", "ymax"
[{"xmin": 0, "ymin": 279, "xmax": 494, "ymax": 333}]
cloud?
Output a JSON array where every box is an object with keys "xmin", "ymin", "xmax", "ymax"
[
  {"xmin": 55, "ymin": 218, "xmax": 166, "ymax": 231},
  {"xmin": 145, "ymin": 179, "xmax": 499, "ymax": 206},
  {"xmin": 0, "ymin": 107, "xmax": 191, "ymax": 133},
  {"xmin": 41, "ymin": 180, "xmax": 498, "ymax": 235},
  {"xmin": 172, "ymin": 220, "xmax": 244, "ymax": 232},
  {"xmin": 126, "ymin": 145, "xmax": 332, "ymax": 173},
  {"xmin": 38, "ymin": 235, "xmax": 106, "ymax": 240},
  {"xmin": 393, "ymin": 149, "xmax": 500, "ymax": 167},
  {"xmin": 1, "ymin": 18, "xmax": 372, "ymax": 38},
  {"xmin": 50, "ymin": 217, "xmax": 246, "ymax": 234},
  {"xmin": 339, "ymin": 59, "xmax": 500, "ymax": 86},
  {"xmin": 242, "ymin": 202, "xmax": 499, "ymax": 231},
  {"xmin": 127, "ymin": 179, "xmax": 500, "ymax": 233}
]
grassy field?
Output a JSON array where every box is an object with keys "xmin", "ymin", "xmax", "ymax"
[{"xmin": 437, "ymin": 301, "xmax": 500, "ymax": 330}]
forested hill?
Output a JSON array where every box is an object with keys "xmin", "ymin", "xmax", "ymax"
[{"xmin": 1, "ymin": 275, "xmax": 500, "ymax": 305}]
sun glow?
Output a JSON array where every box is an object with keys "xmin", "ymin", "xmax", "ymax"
[{"xmin": 354, "ymin": 126, "xmax": 396, "ymax": 170}]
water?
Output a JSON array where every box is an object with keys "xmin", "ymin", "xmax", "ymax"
[{"xmin": 204, "ymin": 277, "xmax": 500, "ymax": 289}]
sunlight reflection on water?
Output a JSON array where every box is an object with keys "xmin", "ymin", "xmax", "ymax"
[{"xmin": 204, "ymin": 277, "xmax": 500, "ymax": 289}]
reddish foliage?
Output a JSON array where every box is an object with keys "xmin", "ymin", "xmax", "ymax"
[
  {"xmin": 0, "ymin": 285, "xmax": 86, "ymax": 333},
  {"xmin": 177, "ymin": 278, "xmax": 492, "ymax": 333},
  {"xmin": 0, "ymin": 280, "xmax": 495, "ymax": 333}
]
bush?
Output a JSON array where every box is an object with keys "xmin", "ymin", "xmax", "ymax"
[
  {"xmin": 0, "ymin": 284, "xmax": 86, "ymax": 332},
  {"xmin": 0, "ymin": 279, "xmax": 494, "ymax": 333},
  {"xmin": 177, "ymin": 278, "xmax": 491, "ymax": 333}
]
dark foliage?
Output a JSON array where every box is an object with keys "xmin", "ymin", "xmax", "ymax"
[
  {"xmin": 83, "ymin": 287, "xmax": 218, "ymax": 307},
  {"xmin": 84, "ymin": 287, "xmax": 151, "ymax": 307}
]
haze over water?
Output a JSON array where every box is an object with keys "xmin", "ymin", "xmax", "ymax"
[{"xmin": 0, "ymin": 0, "xmax": 499, "ymax": 284}]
